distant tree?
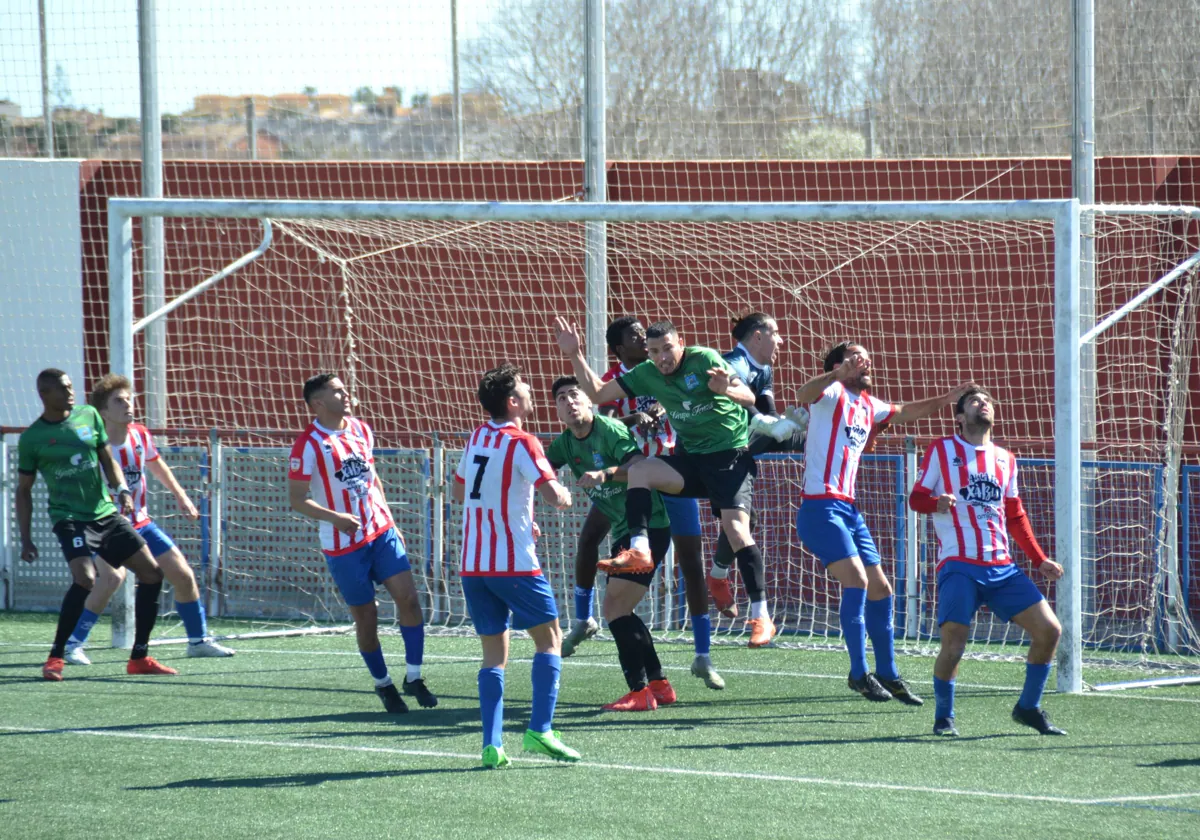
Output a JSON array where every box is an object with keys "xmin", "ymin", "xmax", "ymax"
[
  {"xmin": 161, "ymin": 114, "xmax": 182, "ymax": 134},
  {"xmin": 353, "ymin": 86, "xmax": 377, "ymax": 105},
  {"xmin": 52, "ymin": 63, "xmax": 72, "ymax": 109},
  {"xmin": 411, "ymin": 92, "xmax": 430, "ymax": 108},
  {"xmin": 302, "ymin": 85, "xmax": 318, "ymax": 97}
]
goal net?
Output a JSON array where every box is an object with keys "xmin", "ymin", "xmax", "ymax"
[{"xmin": 8, "ymin": 198, "xmax": 1199, "ymax": 688}]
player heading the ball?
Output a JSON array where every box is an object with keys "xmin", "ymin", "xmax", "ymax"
[
  {"xmin": 453, "ymin": 364, "xmax": 581, "ymax": 768},
  {"xmin": 288, "ymin": 373, "xmax": 437, "ymax": 714}
]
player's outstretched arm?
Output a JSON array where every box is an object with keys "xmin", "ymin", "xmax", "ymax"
[
  {"xmin": 553, "ymin": 317, "xmax": 626, "ymax": 405},
  {"xmin": 795, "ymin": 355, "xmax": 866, "ymax": 405},
  {"xmin": 288, "ymin": 478, "xmax": 361, "ymax": 535},
  {"xmin": 537, "ymin": 478, "xmax": 573, "ymax": 510},
  {"xmin": 147, "ymin": 457, "xmax": 199, "ymax": 521},
  {"xmin": 890, "ymin": 382, "xmax": 977, "ymax": 425},
  {"xmin": 15, "ymin": 472, "xmax": 38, "ymax": 563}
]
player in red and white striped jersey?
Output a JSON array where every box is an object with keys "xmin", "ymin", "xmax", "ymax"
[
  {"xmin": 288, "ymin": 373, "xmax": 436, "ymax": 714},
  {"xmin": 63, "ymin": 374, "xmax": 232, "ymax": 668},
  {"xmin": 795, "ymin": 342, "xmax": 974, "ymax": 705},
  {"xmin": 909, "ymin": 388, "xmax": 1066, "ymax": 736},
  {"xmin": 559, "ymin": 317, "xmax": 721, "ymax": 689},
  {"xmin": 451, "ymin": 364, "xmax": 581, "ymax": 767}
]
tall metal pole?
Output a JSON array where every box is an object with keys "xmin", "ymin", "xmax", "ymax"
[
  {"xmin": 140, "ymin": 0, "xmax": 166, "ymax": 431},
  {"xmin": 451, "ymin": 0, "xmax": 464, "ymax": 161},
  {"xmin": 1071, "ymin": 0, "xmax": 1097, "ymax": 667},
  {"xmin": 108, "ymin": 205, "xmax": 136, "ymax": 648},
  {"xmin": 39, "ymin": 0, "xmax": 53, "ymax": 158},
  {"xmin": 246, "ymin": 97, "xmax": 258, "ymax": 160},
  {"xmin": 583, "ymin": 0, "xmax": 607, "ymax": 373}
]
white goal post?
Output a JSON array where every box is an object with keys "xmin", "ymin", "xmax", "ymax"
[{"xmin": 107, "ymin": 196, "xmax": 1087, "ymax": 691}]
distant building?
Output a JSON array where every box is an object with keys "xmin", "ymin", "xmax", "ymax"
[{"xmin": 0, "ymin": 100, "xmax": 21, "ymax": 120}]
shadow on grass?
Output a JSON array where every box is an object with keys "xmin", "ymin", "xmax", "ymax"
[
  {"xmin": 667, "ymin": 732, "xmax": 1026, "ymax": 750},
  {"xmin": 1137, "ymin": 757, "xmax": 1200, "ymax": 768},
  {"xmin": 126, "ymin": 767, "xmax": 480, "ymax": 789}
]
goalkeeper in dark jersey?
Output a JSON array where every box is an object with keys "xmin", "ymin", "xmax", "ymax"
[
  {"xmin": 546, "ymin": 376, "xmax": 678, "ymax": 711},
  {"xmin": 709, "ymin": 312, "xmax": 808, "ymax": 618},
  {"xmin": 16, "ymin": 369, "xmax": 176, "ymax": 681}
]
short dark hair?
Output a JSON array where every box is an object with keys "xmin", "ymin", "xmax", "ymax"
[
  {"xmin": 955, "ymin": 387, "xmax": 993, "ymax": 417},
  {"xmin": 303, "ymin": 373, "xmax": 338, "ymax": 404},
  {"xmin": 645, "ymin": 320, "xmax": 677, "ymax": 340},
  {"xmin": 551, "ymin": 375, "xmax": 580, "ymax": 398},
  {"xmin": 36, "ymin": 368, "xmax": 68, "ymax": 391},
  {"xmin": 478, "ymin": 364, "xmax": 522, "ymax": 419},
  {"xmin": 731, "ymin": 312, "xmax": 772, "ymax": 342},
  {"xmin": 823, "ymin": 341, "xmax": 859, "ymax": 373},
  {"xmin": 90, "ymin": 374, "xmax": 132, "ymax": 411},
  {"xmin": 605, "ymin": 316, "xmax": 640, "ymax": 354}
]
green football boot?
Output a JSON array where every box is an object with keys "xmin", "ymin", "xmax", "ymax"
[
  {"xmin": 522, "ymin": 729, "xmax": 581, "ymax": 762},
  {"xmin": 482, "ymin": 744, "xmax": 511, "ymax": 769}
]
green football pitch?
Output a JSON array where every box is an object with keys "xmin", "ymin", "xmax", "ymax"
[{"xmin": 2, "ymin": 612, "xmax": 1200, "ymax": 839}]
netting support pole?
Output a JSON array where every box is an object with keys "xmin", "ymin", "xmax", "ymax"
[
  {"xmin": 1055, "ymin": 200, "xmax": 1083, "ymax": 695},
  {"xmin": 904, "ymin": 437, "xmax": 919, "ymax": 638},
  {"xmin": 451, "ymin": 0, "xmax": 464, "ymax": 162},
  {"xmin": 208, "ymin": 430, "xmax": 223, "ymax": 619},
  {"xmin": 1, "ymin": 438, "xmax": 12, "ymax": 609},
  {"xmin": 38, "ymin": 0, "xmax": 52, "ymax": 159},
  {"xmin": 431, "ymin": 436, "xmax": 446, "ymax": 624},
  {"xmin": 108, "ymin": 204, "xmax": 136, "ymax": 648},
  {"xmin": 583, "ymin": 0, "xmax": 608, "ymax": 373}
]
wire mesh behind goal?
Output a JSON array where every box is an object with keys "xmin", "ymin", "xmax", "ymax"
[{"xmin": 11, "ymin": 208, "xmax": 1199, "ymax": 677}]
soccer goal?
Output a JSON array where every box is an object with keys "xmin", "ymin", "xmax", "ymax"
[{"xmin": 95, "ymin": 196, "xmax": 1200, "ymax": 693}]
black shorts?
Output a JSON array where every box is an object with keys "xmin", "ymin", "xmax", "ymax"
[
  {"xmin": 53, "ymin": 514, "xmax": 146, "ymax": 568},
  {"xmin": 610, "ymin": 527, "xmax": 671, "ymax": 588},
  {"xmin": 660, "ymin": 448, "xmax": 756, "ymax": 513}
]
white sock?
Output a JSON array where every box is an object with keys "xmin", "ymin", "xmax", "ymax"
[
  {"xmin": 750, "ymin": 600, "xmax": 770, "ymax": 621},
  {"xmin": 709, "ymin": 564, "xmax": 730, "ymax": 580},
  {"xmin": 630, "ymin": 534, "xmax": 650, "ymax": 552},
  {"xmin": 406, "ymin": 664, "xmax": 422, "ymax": 682},
  {"xmin": 375, "ymin": 675, "xmax": 393, "ymax": 688}
]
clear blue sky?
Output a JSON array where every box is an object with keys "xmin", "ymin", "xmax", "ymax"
[{"xmin": 0, "ymin": 0, "xmax": 498, "ymax": 118}]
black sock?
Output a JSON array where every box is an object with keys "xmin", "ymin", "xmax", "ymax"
[
  {"xmin": 626, "ymin": 488, "xmax": 652, "ymax": 541},
  {"xmin": 735, "ymin": 544, "xmax": 765, "ymax": 603},
  {"xmin": 51, "ymin": 583, "xmax": 91, "ymax": 658},
  {"xmin": 130, "ymin": 580, "xmax": 163, "ymax": 660},
  {"xmin": 631, "ymin": 613, "xmax": 664, "ymax": 682},
  {"xmin": 713, "ymin": 531, "xmax": 735, "ymax": 570},
  {"xmin": 607, "ymin": 614, "xmax": 647, "ymax": 691}
]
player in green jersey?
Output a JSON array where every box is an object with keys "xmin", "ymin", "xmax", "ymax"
[
  {"xmin": 16, "ymin": 369, "xmax": 176, "ymax": 681},
  {"xmin": 546, "ymin": 376, "xmax": 678, "ymax": 711},
  {"xmin": 554, "ymin": 317, "xmax": 778, "ymax": 648}
]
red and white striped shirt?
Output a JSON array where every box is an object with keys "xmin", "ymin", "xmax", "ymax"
[
  {"xmin": 288, "ymin": 418, "xmax": 395, "ymax": 556},
  {"xmin": 601, "ymin": 363, "xmax": 677, "ymax": 456},
  {"xmin": 455, "ymin": 421, "xmax": 556, "ymax": 576},
  {"xmin": 109, "ymin": 423, "xmax": 159, "ymax": 529},
  {"xmin": 913, "ymin": 435, "xmax": 1020, "ymax": 570},
  {"xmin": 802, "ymin": 381, "xmax": 896, "ymax": 501}
]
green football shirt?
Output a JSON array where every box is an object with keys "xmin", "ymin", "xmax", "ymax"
[
  {"xmin": 546, "ymin": 413, "xmax": 669, "ymax": 541},
  {"xmin": 18, "ymin": 405, "xmax": 118, "ymax": 525},
  {"xmin": 617, "ymin": 346, "xmax": 750, "ymax": 454}
]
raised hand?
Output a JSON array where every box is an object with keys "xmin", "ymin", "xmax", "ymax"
[
  {"xmin": 707, "ymin": 367, "xmax": 732, "ymax": 394},
  {"xmin": 554, "ymin": 316, "xmax": 583, "ymax": 358},
  {"xmin": 948, "ymin": 382, "xmax": 979, "ymax": 403},
  {"xmin": 835, "ymin": 354, "xmax": 869, "ymax": 383}
]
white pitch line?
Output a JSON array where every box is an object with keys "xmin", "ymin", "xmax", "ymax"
[{"xmin": 2, "ymin": 724, "xmax": 1194, "ymax": 808}]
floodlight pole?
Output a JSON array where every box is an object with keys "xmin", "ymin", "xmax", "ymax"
[{"xmin": 583, "ymin": 0, "xmax": 608, "ymax": 374}]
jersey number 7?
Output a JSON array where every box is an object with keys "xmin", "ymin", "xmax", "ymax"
[{"xmin": 469, "ymin": 455, "xmax": 490, "ymax": 500}]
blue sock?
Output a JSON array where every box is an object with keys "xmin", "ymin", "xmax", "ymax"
[
  {"xmin": 529, "ymin": 652, "xmax": 561, "ymax": 734},
  {"xmin": 840, "ymin": 587, "xmax": 869, "ymax": 679},
  {"xmin": 1018, "ymin": 662, "xmax": 1052, "ymax": 710},
  {"xmin": 691, "ymin": 614, "xmax": 712, "ymax": 656},
  {"xmin": 399, "ymin": 624, "xmax": 425, "ymax": 679},
  {"xmin": 478, "ymin": 667, "xmax": 505, "ymax": 750},
  {"xmin": 574, "ymin": 586, "xmax": 594, "ymax": 623},
  {"xmin": 68, "ymin": 608, "xmax": 100, "ymax": 646},
  {"xmin": 176, "ymin": 598, "xmax": 207, "ymax": 642},
  {"xmin": 934, "ymin": 676, "xmax": 956, "ymax": 720},
  {"xmin": 865, "ymin": 596, "xmax": 899, "ymax": 681},
  {"xmin": 359, "ymin": 645, "xmax": 389, "ymax": 683}
]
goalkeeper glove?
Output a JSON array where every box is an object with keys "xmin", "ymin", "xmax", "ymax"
[
  {"xmin": 749, "ymin": 413, "xmax": 780, "ymax": 437},
  {"xmin": 781, "ymin": 406, "xmax": 810, "ymax": 439}
]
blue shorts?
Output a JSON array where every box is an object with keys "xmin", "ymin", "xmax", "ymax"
[
  {"xmin": 136, "ymin": 521, "xmax": 177, "ymax": 558},
  {"xmin": 795, "ymin": 498, "xmax": 881, "ymax": 567},
  {"xmin": 324, "ymin": 528, "xmax": 411, "ymax": 607},
  {"xmin": 937, "ymin": 562, "xmax": 1045, "ymax": 626},
  {"xmin": 462, "ymin": 574, "xmax": 559, "ymax": 637},
  {"xmin": 662, "ymin": 494, "xmax": 702, "ymax": 538}
]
